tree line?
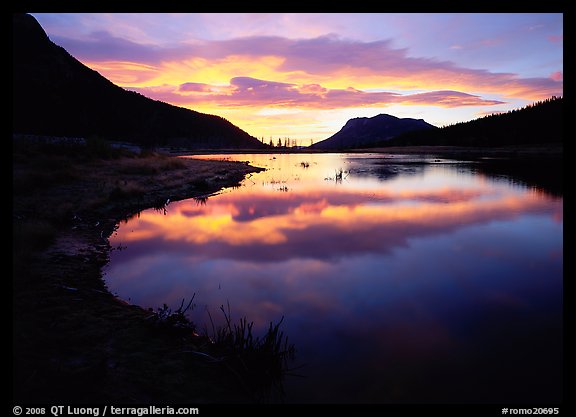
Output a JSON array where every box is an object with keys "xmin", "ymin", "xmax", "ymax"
[
  {"xmin": 257, "ymin": 137, "xmax": 315, "ymax": 148},
  {"xmin": 372, "ymin": 96, "xmax": 563, "ymax": 148}
]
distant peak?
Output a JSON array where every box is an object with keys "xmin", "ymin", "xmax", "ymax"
[
  {"xmin": 348, "ymin": 114, "xmax": 398, "ymax": 121},
  {"xmin": 345, "ymin": 113, "xmax": 396, "ymax": 124},
  {"xmin": 312, "ymin": 112, "xmax": 436, "ymax": 150}
]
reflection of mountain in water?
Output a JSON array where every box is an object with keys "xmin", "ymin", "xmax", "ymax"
[
  {"xmin": 106, "ymin": 153, "xmax": 563, "ymax": 403},
  {"xmin": 472, "ymin": 157, "xmax": 563, "ymax": 198},
  {"xmin": 353, "ymin": 161, "xmax": 427, "ymax": 181},
  {"xmin": 348, "ymin": 155, "xmax": 563, "ymax": 198}
]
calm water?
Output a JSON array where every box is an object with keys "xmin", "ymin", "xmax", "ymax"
[{"xmin": 105, "ymin": 153, "xmax": 563, "ymax": 403}]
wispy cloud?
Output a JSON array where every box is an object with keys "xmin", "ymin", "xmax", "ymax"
[
  {"xmin": 129, "ymin": 77, "xmax": 505, "ymax": 110},
  {"xmin": 34, "ymin": 13, "xmax": 560, "ymax": 139},
  {"xmin": 60, "ymin": 32, "xmax": 562, "ymax": 102}
]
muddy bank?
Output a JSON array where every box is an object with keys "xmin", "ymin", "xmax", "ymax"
[{"xmin": 13, "ymin": 148, "xmax": 265, "ymax": 403}]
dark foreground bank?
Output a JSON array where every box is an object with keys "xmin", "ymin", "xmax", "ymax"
[
  {"xmin": 13, "ymin": 140, "xmax": 276, "ymax": 403},
  {"xmin": 13, "ymin": 141, "xmax": 563, "ymax": 404}
]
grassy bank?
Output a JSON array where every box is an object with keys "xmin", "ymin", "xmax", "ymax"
[{"xmin": 13, "ymin": 140, "xmax": 283, "ymax": 403}]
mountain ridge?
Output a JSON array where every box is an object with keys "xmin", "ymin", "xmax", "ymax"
[{"xmin": 12, "ymin": 13, "xmax": 265, "ymax": 150}]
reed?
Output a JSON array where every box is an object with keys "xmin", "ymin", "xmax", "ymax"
[
  {"xmin": 205, "ymin": 301, "xmax": 296, "ymax": 401},
  {"xmin": 151, "ymin": 297, "xmax": 297, "ymax": 401}
]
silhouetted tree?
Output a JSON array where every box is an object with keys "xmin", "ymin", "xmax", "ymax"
[{"xmin": 369, "ymin": 96, "xmax": 563, "ymax": 148}]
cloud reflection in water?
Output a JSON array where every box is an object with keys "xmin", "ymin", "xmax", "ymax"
[{"xmin": 105, "ymin": 153, "xmax": 562, "ymax": 403}]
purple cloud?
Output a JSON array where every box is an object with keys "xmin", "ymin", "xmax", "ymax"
[
  {"xmin": 231, "ymin": 77, "xmax": 295, "ymax": 90},
  {"xmin": 178, "ymin": 82, "xmax": 214, "ymax": 92},
  {"xmin": 404, "ymin": 91, "xmax": 504, "ymax": 107},
  {"xmin": 130, "ymin": 77, "xmax": 505, "ymax": 110},
  {"xmin": 55, "ymin": 31, "xmax": 562, "ymax": 101},
  {"xmin": 52, "ymin": 31, "xmax": 166, "ymax": 63}
]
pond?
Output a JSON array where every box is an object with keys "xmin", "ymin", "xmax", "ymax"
[{"xmin": 104, "ymin": 153, "xmax": 563, "ymax": 403}]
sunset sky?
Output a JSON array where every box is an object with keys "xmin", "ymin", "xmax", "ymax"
[{"xmin": 31, "ymin": 13, "xmax": 563, "ymax": 143}]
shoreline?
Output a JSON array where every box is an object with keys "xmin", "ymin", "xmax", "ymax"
[
  {"xmin": 164, "ymin": 143, "xmax": 563, "ymax": 158},
  {"xmin": 13, "ymin": 148, "xmax": 265, "ymax": 403},
  {"xmin": 12, "ymin": 143, "xmax": 562, "ymax": 403}
]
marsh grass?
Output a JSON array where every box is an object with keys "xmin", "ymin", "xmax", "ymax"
[
  {"xmin": 188, "ymin": 177, "xmax": 211, "ymax": 190},
  {"xmin": 117, "ymin": 163, "xmax": 159, "ymax": 176},
  {"xmin": 146, "ymin": 297, "xmax": 297, "ymax": 401},
  {"xmin": 204, "ymin": 302, "xmax": 296, "ymax": 400},
  {"xmin": 107, "ymin": 181, "xmax": 146, "ymax": 201},
  {"xmin": 324, "ymin": 168, "xmax": 347, "ymax": 182},
  {"xmin": 158, "ymin": 157, "xmax": 187, "ymax": 171},
  {"xmin": 152, "ymin": 296, "xmax": 197, "ymax": 336},
  {"xmin": 13, "ymin": 139, "xmax": 267, "ymax": 402},
  {"xmin": 13, "ymin": 154, "xmax": 80, "ymax": 195},
  {"xmin": 118, "ymin": 155, "xmax": 187, "ymax": 176},
  {"xmin": 193, "ymin": 196, "xmax": 209, "ymax": 205}
]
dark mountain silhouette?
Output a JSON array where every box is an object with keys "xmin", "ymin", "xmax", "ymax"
[
  {"xmin": 311, "ymin": 114, "xmax": 437, "ymax": 150},
  {"xmin": 12, "ymin": 13, "xmax": 266, "ymax": 149},
  {"xmin": 372, "ymin": 97, "xmax": 563, "ymax": 148}
]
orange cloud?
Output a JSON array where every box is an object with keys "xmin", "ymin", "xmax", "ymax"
[
  {"xmin": 57, "ymin": 30, "xmax": 561, "ymax": 139},
  {"xmin": 70, "ymin": 33, "xmax": 561, "ymax": 102},
  {"xmin": 128, "ymin": 78, "xmax": 505, "ymax": 110},
  {"xmin": 115, "ymin": 186, "xmax": 561, "ymax": 263},
  {"xmin": 89, "ymin": 61, "xmax": 160, "ymax": 84}
]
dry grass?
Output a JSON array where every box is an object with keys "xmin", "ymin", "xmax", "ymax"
[
  {"xmin": 13, "ymin": 146, "xmax": 260, "ymax": 223},
  {"xmin": 13, "ymin": 143, "xmax": 265, "ymax": 403}
]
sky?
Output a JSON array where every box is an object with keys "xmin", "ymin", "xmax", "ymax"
[{"xmin": 31, "ymin": 13, "xmax": 563, "ymax": 143}]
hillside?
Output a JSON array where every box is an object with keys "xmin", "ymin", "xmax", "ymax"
[
  {"xmin": 371, "ymin": 97, "xmax": 563, "ymax": 148},
  {"xmin": 311, "ymin": 113, "xmax": 437, "ymax": 150},
  {"xmin": 12, "ymin": 13, "xmax": 265, "ymax": 149}
]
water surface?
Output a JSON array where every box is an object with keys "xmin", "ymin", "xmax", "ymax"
[{"xmin": 105, "ymin": 153, "xmax": 563, "ymax": 403}]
